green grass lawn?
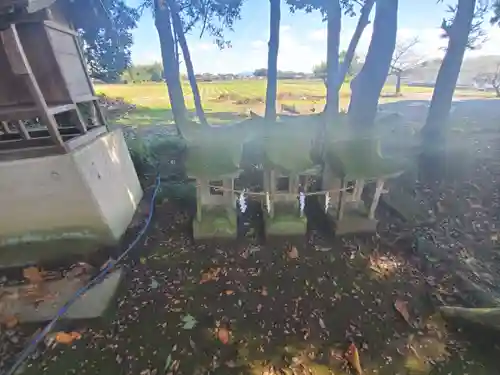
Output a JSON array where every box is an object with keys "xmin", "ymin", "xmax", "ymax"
[
  {"xmin": 97, "ymin": 80, "xmax": 328, "ymax": 108},
  {"xmin": 95, "ymin": 80, "xmax": 488, "ymax": 126}
]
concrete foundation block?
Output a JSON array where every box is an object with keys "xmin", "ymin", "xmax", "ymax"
[
  {"xmin": 0, "ymin": 129, "xmax": 142, "ymax": 265},
  {"xmin": 0, "ymin": 269, "xmax": 124, "ymax": 322}
]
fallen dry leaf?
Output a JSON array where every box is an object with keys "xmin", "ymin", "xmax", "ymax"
[
  {"xmin": 23, "ymin": 266, "xmax": 45, "ymax": 284},
  {"xmin": 394, "ymin": 299, "xmax": 412, "ymax": 325},
  {"xmin": 224, "ymin": 290, "xmax": 235, "ymax": 295},
  {"xmin": 345, "ymin": 343, "xmax": 363, "ymax": 375},
  {"xmin": 1, "ymin": 314, "xmax": 19, "ymax": 328},
  {"xmin": 217, "ymin": 327, "xmax": 230, "ymax": 344},
  {"xmin": 66, "ymin": 262, "xmax": 93, "ymax": 279},
  {"xmin": 22, "ymin": 284, "xmax": 44, "ymax": 300},
  {"xmin": 55, "ymin": 331, "xmax": 82, "ymax": 344},
  {"xmin": 318, "ymin": 317, "xmax": 326, "ymax": 330},
  {"xmin": 200, "ymin": 268, "xmax": 221, "ymax": 284},
  {"xmin": 329, "ymin": 348, "xmax": 344, "ymax": 361},
  {"xmin": 44, "ymin": 331, "xmax": 81, "ymax": 348},
  {"xmin": 287, "ymin": 246, "xmax": 299, "ymax": 259}
]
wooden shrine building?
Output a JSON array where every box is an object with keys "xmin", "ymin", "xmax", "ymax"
[
  {"xmin": 0, "ymin": 0, "xmax": 106, "ymax": 157},
  {"xmin": 0, "ymin": 0, "xmax": 142, "ymax": 265}
]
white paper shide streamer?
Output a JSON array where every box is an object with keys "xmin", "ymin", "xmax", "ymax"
[
  {"xmin": 238, "ymin": 189, "xmax": 247, "ymax": 213},
  {"xmin": 324, "ymin": 191, "xmax": 330, "ymax": 212},
  {"xmin": 299, "ymin": 192, "xmax": 306, "ymax": 216}
]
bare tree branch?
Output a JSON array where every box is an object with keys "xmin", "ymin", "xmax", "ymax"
[
  {"xmin": 390, "ymin": 37, "xmax": 425, "ymax": 74},
  {"xmin": 474, "ymin": 62, "xmax": 500, "ymax": 97},
  {"xmin": 441, "ymin": 2, "xmax": 489, "ymax": 50},
  {"xmin": 199, "ymin": 0, "xmax": 210, "ymax": 37}
]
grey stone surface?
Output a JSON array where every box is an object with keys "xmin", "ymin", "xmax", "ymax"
[
  {"xmin": 0, "ymin": 269, "xmax": 123, "ymax": 322},
  {"xmin": 335, "ymin": 214, "xmax": 378, "ymax": 235}
]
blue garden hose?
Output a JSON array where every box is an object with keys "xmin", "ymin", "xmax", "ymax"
[{"xmin": 2, "ymin": 173, "xmax": 161, "ymax": 375}]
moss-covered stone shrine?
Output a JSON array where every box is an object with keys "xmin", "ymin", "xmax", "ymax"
[
  {"xmin": 322, "ymin": 136, "xmax": 404, "ymax": 235},
  {"xmin": 183, "ymin": 117, "xmax": 405, "ymax": 240}
]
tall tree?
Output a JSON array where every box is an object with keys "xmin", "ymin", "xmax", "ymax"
[
  {"xmin": 420, "ymin": 0, "xmax": 477, "ymax": 164},
  {"xmin": 154, "ymin": 0, "xmax": 188, "ymax": 128},
  {"xmin": 390, "ymin": 37, "xmax": 424, "ymax": 96},
  {"xmin": 67, "ymin": 0, "xmax": 139, "ymax": 82},
  {"xmin": 348, "ymin": 0, "xmax": 398, "ymax": 131},
  {"xmin": 265, "ymin": 0, "xmax": 281, "ymax": 121},
  {"xmin": 167, "ymin": 0, "xmax": 208, "ymax": 125},
  {"xmin": 324, "ymin": 0, "xmax": 342, "ymax": 118},
  {"xmin": 474, "ymin": 64, "xmax": 500, "ymax": 97},
  {"xmin": 287, "ymin": 0, "xmax": 349, "ymax": 118},
  {"xmin": 492, "ymin": 0, "xmax": 500, "ymax": 23},
  {"xmin": 142, "ymin": 0, "xmax": 243, "ymax": 127},
  {"xmin": 333, "ymin": 0, "xmax": 375, "ymax": 92}
]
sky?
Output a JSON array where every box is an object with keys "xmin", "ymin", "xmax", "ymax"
[{"xmin": 126, "ymin": 0, "xmax": 500, "ymax": 73}]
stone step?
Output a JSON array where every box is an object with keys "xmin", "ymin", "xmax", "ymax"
[{"xmin": 0, "ymin": 269, "xmax": 123, "ymax": 323}]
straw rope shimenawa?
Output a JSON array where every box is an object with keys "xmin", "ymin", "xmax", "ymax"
[{"xmin": 203, "ymin": 180, "xmax": 387, "ymax": 197}]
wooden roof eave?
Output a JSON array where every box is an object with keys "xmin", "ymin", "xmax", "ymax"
[{"xmin": 0, "ymin": 0, "xmax": 57, "ymax": 15}]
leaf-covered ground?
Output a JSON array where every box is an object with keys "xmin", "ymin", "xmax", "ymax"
[
  {"xmin": 4, "ymin": 97, "xmax": 500, "ymax": 375},
  {"xmin": 14, "ymin": 199, "xmax": 498, "ymax": 375}
]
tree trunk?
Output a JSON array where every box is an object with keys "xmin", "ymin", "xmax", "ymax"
[
  {"xmin": 324, "ymin": 0, "xmax": 342, "ymax": 121},
  {"xmin": 494, "ymin": 85, "xmax": 500, "ymax": 97},
  {"xmin": 348, "ymin": 0, "xmax": 398, "ymax": 131},
  {"xmin": 167, "ymin": 0, "xmax": 208, "ymax": 126},
  {"xmin": 154, "ymin": 0, "xmax": 187, "ymax": 129},
  {"xmin": 173, "ymin": 23, "xmax": 180, "ymax": 66},
  {"xmin": 265, "ymin": 0, "xmax": 280, "ymax": 121},
  {"xmin": 334, "ymin": 0, "xmax": 374, "ymax": 92},
  {"xmin": 127, "ymin": 68, "xmax": 134, "ymax": 82},
  {"xmin": 395, "ymin": 72, "xmax": 402, "ymax": 95},
  {"xmin": 420, "ymin": 0, "xmax": 476, "ymax": 179}
]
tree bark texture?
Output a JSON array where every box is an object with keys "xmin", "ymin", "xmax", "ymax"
[
  {"xmin": 167, "ymin": 0, "xmax": 208, "ymax": 126},
  {"xmin": 265, "ymin": 0, "xmax": 281, "ymax": 121},
  {"xmin": 395, "ymin": 72, "xmax": 402, "ymax": 95},
  {"xmin": 324, "ymin": 0, "xmax": 342, "ymax": 121},
  {"xmin": 421, "ymin": 0, "xmax": 476, "ymax": 144},
  {"xmin": 420, "ymin": 0, "xmax": 476, "ymax": 181},
  {"xmin": 334, "ymin": 0, "xmax": 375, "ymax": 92},
  {"xmin": 154, "ymin": 0, "xmax": 187, "ymax": 128},
  {"xmin": 348, "ymin": 0, "xmax": 398, "ymax": 131}
]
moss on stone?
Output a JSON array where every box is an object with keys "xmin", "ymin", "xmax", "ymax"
[{"xmin": 193, "ymin": 207, "xmax": 238, "ymax": 239}]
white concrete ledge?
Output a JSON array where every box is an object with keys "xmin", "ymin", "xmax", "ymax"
[{"xmin": 0, "ymin": 129, "xmax": 142, "ymax": 259}]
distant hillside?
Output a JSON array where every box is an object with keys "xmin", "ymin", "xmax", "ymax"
[{"xmin": 393, "ymin": 55, "xmax": 500, "ymax": 86}]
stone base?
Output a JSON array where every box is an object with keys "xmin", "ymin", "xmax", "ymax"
[
  {"xmin": 327, "ymin": 204, "xmax": 377, "ymax": 235},
  {"xmin": 335, "ymin": 214, "xmax": 378, "ymax": 235},
  {"xmin": 0, "ymin": 269, "xmax": 123, "ymax": 323},
  {"xmin": 0, "ymin": 129, "xmax": 142, "ymax": 265},
  {"xmin": 193, "ymin": 207, "xmax": 238, "ymax": 239},
  {"xmin": 265, "ymin": 213, "xmax": 307, "ymax": 236}
]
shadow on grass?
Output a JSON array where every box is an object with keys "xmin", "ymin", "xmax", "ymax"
[
  {"xmin": 109, "ymin": 106, "xmax": 249, "ymax": 127},
  {"xmin": 111, "ymin": 106, "xmax": 174, "ymax": 127},
  {"xmin": 205, "ymin": 111, "xmax": 248, "ymax": 123}
]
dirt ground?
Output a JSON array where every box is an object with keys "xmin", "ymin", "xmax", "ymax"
[
  {"xmin": 2, "ymin": 96, "xmax": 500, "ymax": 375},
  {"xmin": 11, "ymin": 200, "xmax": 498, "ymax": 375}
]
